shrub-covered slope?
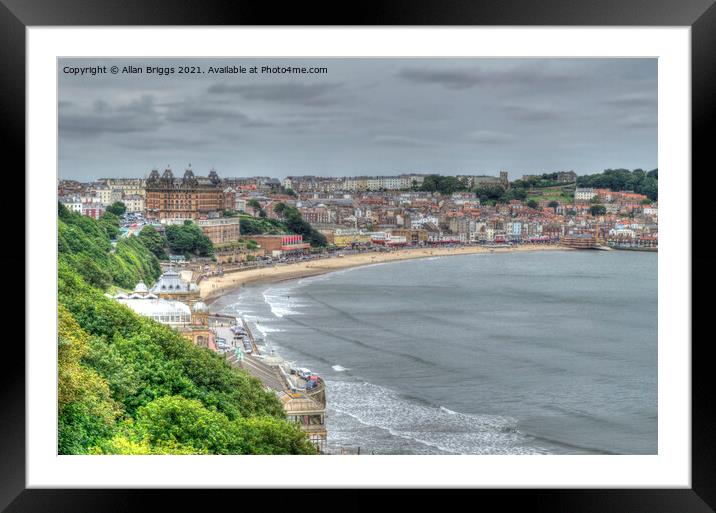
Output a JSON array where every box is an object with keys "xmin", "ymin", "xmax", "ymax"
[{"xmin": 57, "ymin": 204, "xmax": 316, "ymax": 454}]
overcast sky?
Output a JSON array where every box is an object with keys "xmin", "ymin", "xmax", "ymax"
[{"xmin": 58, "ymin": 58, "xmax": 657, "ymax": 181}]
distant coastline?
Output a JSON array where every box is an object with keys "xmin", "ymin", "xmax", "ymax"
[{"xmin": 200, "ymin": 244, "xmax": 572, "ymax": 303}]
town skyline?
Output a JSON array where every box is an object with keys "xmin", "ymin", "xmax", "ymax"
[{"xmin": 59, "ymin": 58, "xmax": 657, "ymax": 181}]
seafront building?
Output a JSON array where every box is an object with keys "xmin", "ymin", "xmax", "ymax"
[
  {"xmin": 151, "ymin": 269, "xmax": 201, "ymax": 303},
  {"xmin": 145, "ymin": 167, "xmax": 228, "ymax": 221},
  {"xmin": 60, "ymin": 170, "xmax": 658, "ymax": 251},
  {"xmin": 108, "ymin": 281, "xmax": 216, "ymax": 349},
  {"xmin": 250, "ymin": 234, "xmax": 311, "ymax": 257}
]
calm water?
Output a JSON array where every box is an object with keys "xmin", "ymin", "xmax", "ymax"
[{"xmin": 211, "ymin": 250, "xmax": 657, "ymax": 455}]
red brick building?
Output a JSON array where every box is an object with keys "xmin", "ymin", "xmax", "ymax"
[
  {"xmin": 249, "ymin": 234, "xmax": 310, "ymax": 255},
  {"xmin": 145, "ymin": 167, "xmax": 227, "ymax": 221}
]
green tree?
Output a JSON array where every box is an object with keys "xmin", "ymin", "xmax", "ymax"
[
  {"xmin": 273, "ymin": 202, "xmax": 286, "ymax": 217},
  {"xmin": 576, "ymin": 168, "xmax": 658, "ymax": 200},
  {"xmin": 58, "ymin": 204, "xmax": 160, "ymax": 290},
  {"xmin": 138, "ymin": 225, "xmax": 168, "ymax": 259},
  {"xmin": 58, "ymin": 305, "xmax": 119, "ymax": 454},
  {"xmin": 57, "ymin": 203, "xmax": 321, "ymax": 456},
  {"xmin": 99, "ymin": 211, "xmax": 121, "ymax": 240},
  {"xmin": 420, "ymin": 174, "xmax": 468, "ymax": 194},
  {"xmin": 474, "ymin": 184, "xmax": 506, "ymax": 202},
  {"xmin": 106, "ymin": 201, "xmax": 127, "ymax": 216},
  {"xmin": 589, "ymin": 205, "xmax": 607, "ymax": 216},
  {"xmin": 527, "ymin": 199, "xmax": 539, "ymax": 209},
  {"xmin": 165, "ymin": 222, "xmax": 213, "ymax": 257},
  {"xmin": 133, "ymin": 395, "xmax": 236, "ymax": 453},
  {"xmin": 247, "ymin": 199, "xmax": 262, "ymax": 214},
  {"xmin": 548, "ymin": 200, "xmax": 559, "ymax": 212},
  {"xmin": 273, "ymin": 203, "xmax": 327, "ymax": 247},
  {"xmin": 124, "ymin": 395, "xmax": 317, "ymax": 455}
]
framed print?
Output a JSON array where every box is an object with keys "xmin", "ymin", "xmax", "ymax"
[{"xmin": 3, "ymin": 0, "xmax": 715, "ymax": 511}]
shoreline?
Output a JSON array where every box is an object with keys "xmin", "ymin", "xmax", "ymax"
[{"xmin": 200, "ymin": 244, "xmax": 571, "ymax": 304}]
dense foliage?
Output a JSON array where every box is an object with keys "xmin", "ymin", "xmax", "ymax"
[
  {"xmin": 589, "ymin": 205, "xmax": 607, "ymax": 216},
  {"xmin": 279, "ymin": 186, "xmax": 297, "ymax": 197},
  {"xmin": 59, "ymin": 204, "xmax": 161, "ymax": 289},
  {"xmin": 98, "ymin": 211, "xmax": 122, "ymax": 240},
  {"xmin": 272, "ymin": 203, "xmax": 327, "ymax": 246},
  {"xmin": 576, "ymin": 168, "xmax": 658, "ymax": 200},
  {"xmin": 106, "ymin": 201, "xmax": 127, "ymax": 216},
  {"xmin": 57, "ymin": 205, "xmax": 317, "ymax": 455},
  {"xmin": 415, "ymin": 169, "xmax": 657, "ymax": 204},
  {"xmin": 419, "ymin": 175, "xmax": 469, "ymax": 194},
  {"xmin": 511, "ymin": 173, "xmax": 571, "ymax": 189},
  {"xmin": 238, "ymin": 210, "xmax": 326, "ymax": 247},
  {"xmin": 137, "ymin": 225, "xmax": 168, "ymax": 260},
  {"xmin": 472, "ymin": 184, "xmax": 529, "ymax": 205},
  {"xmin": 238, "ymin": 215, "xmax": 287, "ymax": 236},
  {"xmin": 165, "ymin": 221, "xmax": 214, "ymax": 257}
]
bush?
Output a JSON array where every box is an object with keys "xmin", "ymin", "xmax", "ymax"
[
  {"xmin": 165, "ymin": 221, "xmax": 213, "ymax": 257},
  {"xmin": 58, "ymin": 204, "xmax": 318, "ymax": 455}
]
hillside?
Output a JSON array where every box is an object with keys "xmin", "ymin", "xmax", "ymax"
[
  {"xmin": 576, "ymin": 168, "xmax": 658, "ymax": 200},
  {"xmin": 57, "ymin": 204, "xmax": 317, "ymax": 455}
]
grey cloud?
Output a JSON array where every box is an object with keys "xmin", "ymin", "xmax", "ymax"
[
  {"xmin": 398, "ymin": 64, "xmax": 578, "ymax": 90},
  {"xmin": 58, "ymin": 57, "xmax": 657, "ymax": 180},
  {"xmin": 59, "ymin": 95, "xmax": 161, "ymax": 137},
  {"xmin": 372, "ymin": 135, "xmax": 436, "ymax": 148},
  {"xmin": 165, "ymin": 101, "xmax": 273, "ymax": 127},
  {"xmin": 618, "ymin": 113, "xmax": 657, "ymax": 129},
  {"xmin": 207, "ymin": 82, "xmax": 345, "ymax": 105},
  {"xmin": 118, "ymin": 135, "xmax": 217, "ymax": 151},
  {"xmin": 502, "ymin": 105, "xmax": 563, "ymax": 122},
  {"xmin": 466, "ymin": 130, "xmax": 517, "ymax": 144},
  {"xmin": 606, "ymin": 93, "xmax": 657, "ymax": 109}
]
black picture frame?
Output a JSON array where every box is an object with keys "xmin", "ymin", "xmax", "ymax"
[{"xmin": 3, "ymin": 0, "xmax": 713, "ymax": 511}]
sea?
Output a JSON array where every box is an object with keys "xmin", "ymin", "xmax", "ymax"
[{"xmin": 210, "ymin": 250, "xmax": 658, "ymax": 455}]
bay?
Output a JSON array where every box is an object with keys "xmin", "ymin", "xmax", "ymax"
[{"xmin": 211, "ymin": 250, "xmax": 657, "ymax": 455}]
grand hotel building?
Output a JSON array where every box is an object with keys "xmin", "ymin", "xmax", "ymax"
[{"xmin": 145, "ymin": 167, "xmax": 227, "ymax": 221}]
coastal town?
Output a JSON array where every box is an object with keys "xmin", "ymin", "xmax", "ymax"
[
  {"xmin": 59, "ymin": 167, "xmax": 658, "ymax": 256},
  {"xmin": 57, "ymin": 167, "xmax": 657, "ymax": 452}
]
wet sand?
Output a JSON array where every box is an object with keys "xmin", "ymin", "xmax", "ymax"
[{"xmin": 200, "ymin": 244, "xmax": 569, "ymax": 301}]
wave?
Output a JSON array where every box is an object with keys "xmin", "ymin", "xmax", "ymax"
[
  {"xmin": 332, "ymin": 365, "xmax": 350, "ymax": 372},
  {"xmin": 262, "ymin": 287, "xmax": 308, "ymax": 318},
  {"xmin": 325, "ymin": 380, "xmax": 548, "ymax": 455},
  {"xmin": 254, "ymin": 324, "xmax": 285, "ymax": 337}
]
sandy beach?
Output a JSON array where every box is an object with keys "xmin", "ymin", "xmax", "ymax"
[{"xmin": 200, "ymin": 244, "xmax": 570, "ymax": 301}]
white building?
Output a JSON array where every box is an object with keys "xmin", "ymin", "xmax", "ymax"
[
  {"xmin": 150, "ymin": 269, "xmax": 200, "ymax": 295},
  {"xmin": 59, "ymin": 196, "xmax": 82, "ymax": 213},
  {"xmin": 109, "ymin": 282, "xmax": 192, "ymax": 326},
  {"xmin": 123, "ymin": 194, "xmax": 145, "ymax": 213},
  {"xmin": 575, "ymin": 188, "xmax": 597, "ymax": 201},
  {"xmin": 88, "ymin": 184, "xmax": 112, "ymax": 206}
]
